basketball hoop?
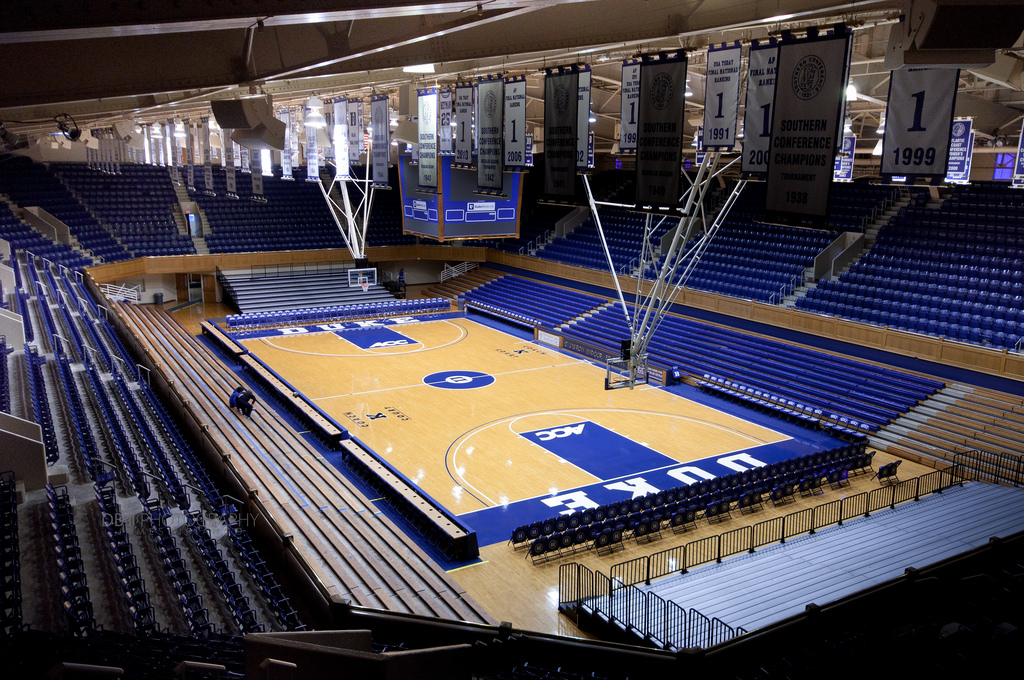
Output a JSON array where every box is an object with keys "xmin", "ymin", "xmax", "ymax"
[{"xmin": 360, "ymin": 281, "xmax": 369, "ymax": 293}]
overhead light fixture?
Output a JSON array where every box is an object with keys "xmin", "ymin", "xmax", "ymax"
[
  {"xmin": 403, "ymin": 63, "xmax": 435, "ymax": 74},
  {"xmin": 872, "ymin": 139, "xmax": 883, "ymax": 156},
  {"xmin": 588, "ymin": 112, "xmax": 597, "ymax": 123},
  {"xmin": 876, "ymin": 113, "xmax": 885, "ymax": 134},
  {"xmin": 149, "ymin": 124, "xmax": 163, "ymax": 139},
  {"xmin": 846, "ymin": 83, "xmax": 858, "ymax": 102},
  {"xmin": 305, "ymin": 94, "xmax": 327, "ymax": 129},
  {"xmin": 174, "ymin": 121, "xmax": 187, "ymax": 138},
  {"xmin": 996, "ymin": 138, "xmax": 1005, "ymax": 148},
  {"xmin": 844, "ymin": 116, "xmax": 853, "ymax": 133},
  {"xmin": 54, "ymin": 113, "xmax": 81, "ymax": 142},
  {"xmin": 685, "ymin": 80, "xmax": 694, "ymax": 98}
]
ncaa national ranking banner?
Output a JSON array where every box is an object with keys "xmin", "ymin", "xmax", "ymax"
[
  {"xmin": 370, "ymin": 94, "xmax": 390, "ymax": 188},
  {"xmin": 347, "ymin": 99, "xmax": 364, "ymax": 164},
  {"xmin": 881, "ymin": 67, "xmax": 959, "ymax": 183},
  {"xmin": 765, "ymin": 28, "xmax": 851, "ymax": 219},
  {"xmin": 544, "ymin": 66, "xmax": 579, "ymax": 196},
  {"xmin": 619, "ymin": 58, "xmax": 641, "ymax": 152},
  {"xmin": 417, "ymin": 89, "xmax": 438, "ymax": 190},
  {"xmin": 476, "ymin": 76, "xmax": 504, "ymax": 191},
  {"xmin": 453, "ymin": 84, "xmax": 474, "ymax": 166},
  {"xmin": 741, "ymin": 38, "xmax": 778, "ymax": 177},
  {"xmin": 503, "ymin": 75, "xmax": 527, "ymax": 168},
  {"xmin": 703, "ymin": 41, "xmax": 743, "ymax": 151},
  {"xmin": 635, "ymin": 52, "xmax": 687, "ymax": 210}
]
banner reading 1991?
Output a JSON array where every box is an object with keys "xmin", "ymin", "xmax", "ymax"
[
  {"xmin": 765, "ymin": 29, "xmax": 851, "ymax": 219},
  {"xmin": 476, "ymin": 76, "xmax": 504, "ymax": 190},
  {"xmin": 543, "ymin": 66, "xmax": 580, "ymax": 196},
  {"xmin": 635, "ymin": 52, "xmax": 687, "ymax": 209},
  {"xmin": 417, "ymin": 89, "xmax": 438, "ymax": 190},
  {"xmin": 620, "ymin": 59, "xmax": 641, "ymax": 152},
  {"xmin": 702, "ymin": 41, "xmax": 742, "ymax": 150},
  {"xmin": 741, "ymin": 39, "xmax": 777, "ymax": 177}
]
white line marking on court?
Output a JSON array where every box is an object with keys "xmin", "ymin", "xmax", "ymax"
[{"xmin": 253, "ymin": 319, "xmax": 467, "ymax": 358}]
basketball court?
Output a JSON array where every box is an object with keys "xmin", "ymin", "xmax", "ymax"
[{"xmin": 235, "ymin": 314, "xmax": 839, "ymax": 546}]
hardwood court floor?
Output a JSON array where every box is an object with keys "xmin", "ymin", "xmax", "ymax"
[{"xmin": 238, "ymin": 318, "xmax": 789, "ymax": 518}]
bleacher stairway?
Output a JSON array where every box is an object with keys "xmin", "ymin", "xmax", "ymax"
[
  {"xmin": 425, "ymin": 267, "xmax": 502, "ymax": 301},
  {"xmin": 873, "ymin": 384, "xmax": 1024, "ymax": 467},
  {"xmin": 636, "ymin": 481, "xmax": 1024, "ymax": 638},
  {"xmin": 219, "ymin": 269, "xmax": 395, "ymax": 314}
]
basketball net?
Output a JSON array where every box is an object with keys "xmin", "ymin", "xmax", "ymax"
[{"xmin": 360, "ymin": 281, "xmax": 369, "ymax": 293}]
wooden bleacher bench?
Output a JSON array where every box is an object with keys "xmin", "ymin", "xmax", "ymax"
[
  {"xmin": 340, "ymin": 439, "xmax": 478, "ymax": 561},
  {"xmin": 201, "ymin": 320, "xmax": 246, "ymax": 359}
]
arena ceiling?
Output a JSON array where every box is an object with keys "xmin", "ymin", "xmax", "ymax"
[{"xmin": 1, "ymin": 0, "xmax": 1023, "ymax": 154}]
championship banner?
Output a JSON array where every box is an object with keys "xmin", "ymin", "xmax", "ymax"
[
  {"xmin": 280, "ymin": 110, "xmax": 293, "ymax": 179},
  {"xmin": 577, "ymin": 65, "xmax": 592, "ymax": 169},
  {"xmin": 703, "ymin": 41, "xmax": 743, "ymax": 150},
  {"xmin": 473, "ymin": 82, "xmax": 480, "ymax": 151},
  {"xmin": 439, "ymin": 88, "xmax": 454, "ymax": 155},
  {"xmin": 416, "ymin": 90, "xmax": 438, "ymax": 190},
  {"xmin": 348, "ymin": 99, "xmax": 364, "ymax": 164},
  {"xmin": 525, "ymin": 133, "xmax": 534, "ymax": 167},
  {"xmin": 224, "ymin": 132, "xmax": 237, "ymax": 197},
  {"xmin": 290, "ymin": 108, "xmax": 300, "ymax": 178},
  {"xmin": 620, "ymin": 58, "xmax": 641, "ymax": 152},
  {"xmin": 250, "ymin": 144, "xmax": 265, "ymax": 201},
  {"xmin": 543, "ymin": 66, "xmax": 580, "ymax": 196},
  {"xmin": 454, "ymin": 84, "xmax": 474, "ymax": 165},
  {"xmin": 201, "ymin": 117, "xmax": 215, "ymax": 194},
  {"xmin": 945, "ymin": 119, "xmax": 974, "ymax": 183},
  {"xmin": 369, "ymin": 95, "xmax": 390, "ymax": 188},
  {"xmin": 306, "ymin": 119, "xmax": 320, "ymax": 181},
  {"xmin": 1014, "ymin": 120, "xmax": 1024, "ymax": 183},
  {"xmin": 588, "ymin": 130, "xmax": 595, "ymax": 168},
  {"xmin": 695, "ymin": 126, "xmax": 706, "ymax": 165},
  {"xmin": 504, "ymin": 75, "xmax": 527, "ymax": 168},
  {"xmin": 742, "ymin": 39, "xmax": 779, "ymax": 177},
  {"xmin": 833, "ymin": 134, "xmax": 856, "ymax": 182},
  {"xmin": 476, "ymin": 76, "xmax": 504, "ymax": 191},
  {"xmin": 239, "ymin": 145, "xmax": 250, "ymax": 174},
  {"xmin": 881, "ymin": 67, "xmax": 959, "ymax": 182},
  {"xmin": 167, "ymin": 119, "xmax": 181, "ymax": 184},
  {"xmin": 765, "ymin": 29, "xmax": 852, "ymax": 219},
  {"xmin": 1013, "ymin": 175, "xmax": 1024, "ymax": 189},
  {"xmin": 334, "ymin": 99, "xmax": 350, "ymax": 179},
  {"xmin": 635, "ymin": 52, "xmax": 688, "ymax": 209},
  {"xmin": 185, "ymin": 119, "xmax": 196, "ymax": 191},
  {"xmin": 323, "ymin": 104, "xmax": 334, "ymax": 162}
]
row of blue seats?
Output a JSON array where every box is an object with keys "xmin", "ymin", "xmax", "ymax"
[
  {"xmin": 141, "ymin": 499, "xmax": 213, "ymax": 637},
  {"xmin": 226, "ymin": 297, "xmax": 447, "ymax": 330},
  {"xmin": 84, "ymin": 359, "xmax": 151, "ymax": 498},
  {"xmin": 24, "ymin": 346, "xmax": 59, "ymax": 464},
  {"xmin": 46, "ymin": 484, "xmax": 96, "ymax": 636},
  {"xmin": 0, "ymin": 337, "xmax": 10, "ymax": 413},
  {"xmin": 95, "ymin": 484, "xmax": 159, "ymax": 634},
  {"xmin": 53, "ymin": 353, "xmax": 104, "ymax": 479},
  {"xmin": 0, "ymin": 470, "xmax": 20, "ymax": 635},
  {"xmin": 466, "ymin": 277, "xmax": 604, "ymax": 326}
]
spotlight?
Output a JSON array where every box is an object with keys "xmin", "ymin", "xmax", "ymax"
[
  {"xmin": 846, "ymin": 83, "xmax": 858, "ymax": 102},
  {"xmin": 588, "ymin": 112, "xmax": 597, "ymax": 123},
  {"xmin": 305, "ymin": 95, "xmax": 327, "ymax": 129},
  {"xmin": 876, "ymin": 113, "xmax": 886, "ymax": 134},
  {"xmin": 54, "ymin": 113, "xmax": 81, "ymax": 142},
  {"xmin": 843, "ymin": 116, "xmax": 853, "ymax": 133},
  {"xmin": 174, "ymin": 121, "xmax": 187, "ymax": 138},
  {"xmin": 684, "ymin": 80, "xmax": 693, "ymax": 98}
]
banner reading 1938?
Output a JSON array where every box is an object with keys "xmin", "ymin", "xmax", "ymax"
[
  {"xmin": 370, "ymin": 94, "xmax": 390, "ymax": 188},
  {"xmin": 544, "ymin": 66, "xmax": 579, "ymax": 196},
  {"xmin": 476, "ymin": 76, "xmax": 504, "ymax": 190},
  {"xmin": 765, "ymin": 29, "xmax": 851, "ymax": 219},
  {"xmin": 635, "ymin": 52, "xmax": 687, "ymax": 209},
  {"xmin": 417, "ymin": 89, "xmax": 438, "ymax": 190}
]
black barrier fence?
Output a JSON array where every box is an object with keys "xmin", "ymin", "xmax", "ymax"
[
  {"xmin": 954, "ymin": 449, "xmax": 1023, "ymax": 487},
  {"xmin": 559, "ymin": 466, "xmax": 967, "ymax": 650}
]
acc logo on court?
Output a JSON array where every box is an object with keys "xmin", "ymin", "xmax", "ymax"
[
  {"xmin": 369, "ymin": 340, "xmax": 410, "ymax": 348},
  {"xmin": 535, "ymin": 424, "xmax": 586, "ymax": 441},
  {"xmin": 422, "ymin": 370, "xmax": 496, "ymax": 390}
]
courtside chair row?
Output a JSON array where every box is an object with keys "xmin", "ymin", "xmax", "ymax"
[
  {"xmin": 513, "ymin": 445, "xmax": 873, "ymax": 564},
  {"xmin": 225, "ymin": 297, "xmax": 449, "ymax": 331}
]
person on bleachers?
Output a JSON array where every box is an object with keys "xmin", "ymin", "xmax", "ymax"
[
  {"xmin": 229, "ymin": 386, "xmax": 243, "ymax": 410},
  {"xmin": 237, "ymin": 388, "xmax": 257, "ymax": 419}
]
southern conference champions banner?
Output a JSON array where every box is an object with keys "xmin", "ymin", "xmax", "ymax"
[
  {"xmin": 881, "ymin": 67, "xmax": 959, "ymax": 181},
  {"xmin": 348, "ymin": 99, "xmax": 364, "ymax": 164},
  {"xmin": 417, "ymin": 88, "xmax": 438, "ymax": 190},
  {"xmin": 504, "ymin": 75, "xmax": 527, "ymax": 167},
  {"xmin": 620, "ymin": 59, "xmax": 641, "ymax": 152},
  {"xmin": 544, "ymin": 66, "xmax": 579, "ymax": 196},
  {"xmin": 635, "ymin": 52, "xmax": 687, "ymax": 209},
  {"xmin": 476, "ymin": 76, "xmax": 504, "ymax": 190},
  {"xmin": 765, "ymin": 30, "xmax": 851, "ymax": 219},
  {"xmin": 453, "ymin": 85, "xmax": 473, "ymax": 165},
  {"xmin": 334, "ymin": 98, "xmax": 349, "ymax": 178},
  {"xmin": 577, "ymin": 66, "xmax": 592, "ymax": 169},
  {"xmin": 439, "ymin": 88, "xmax": 453, "ymax": 156},
  {"xmin": 741, "ymin": 39, "xmax": 778, "ymax": 177},
  {"xmin": 946, "ymin": 118, "xmax": 974, "ymax": 183},
  {"xmin": 703, "ymin": 42, "xmax": 743, "ymax": 150},
  {"xmin": 370, "ymin": 94, "xmax": 390, "ymax": 188}
]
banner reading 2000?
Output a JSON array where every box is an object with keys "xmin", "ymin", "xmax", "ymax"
[{"xmin": 765, "ymin": 29, "xmax": 851, "ymax": 219}]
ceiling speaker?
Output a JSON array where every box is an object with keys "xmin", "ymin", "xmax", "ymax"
[
  {"xmin": 212, "ymin": 96, "xmax": 274, "ymax": 130},
  {"xmin": 230, "ymin": 119, "xmax": 286, "ymax": 151}
]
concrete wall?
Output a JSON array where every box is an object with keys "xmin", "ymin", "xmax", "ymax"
[
  {"xmin": 377, "ymin": 259, "xmax": 445, "ymax": 286},
  {"xmin": 0, "ymin": 412, "xmax": 47, "ymax": 490},
  {"xmin": 0, "ymin": 308, "xmax": 25, "ymax": 346},
  {"xmin": 115, "ymin": 273, "xmax": 178, "ymax": 304}
]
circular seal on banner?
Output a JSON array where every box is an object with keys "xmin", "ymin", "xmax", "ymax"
[
  {"xmin": 373, "ymin": 107, "xmax": 385, "ymax": 130},
  {"xmin": 420, "ymin": 100, "xmax": 433, "ymax": 127},
  {"xmin": 423, "ymin": 370, "xmax": 495, "ymax": 390},
  {"xmin": 553, "ymin": 84, "xmax": 571, "ymax": 117},
  {"xmin": 649, "ymin": 72, "xmax": 674, "ymax": 111},
  {"xmin": 791, "ymin": 55, "xmax": 826, "ymax": 100},
  {"xmin": 952, "ymin": 122, "xmax": 966, "ymax": 138},
  {"xmin": 484, "ymin": 90, "xmax": 498, "ymax": 119}
]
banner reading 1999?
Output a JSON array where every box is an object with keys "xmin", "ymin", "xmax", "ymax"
[
  {"xmin": 619, "ymin": 59, "xmax": 641, "ymax": 152},
  {"xmin": 881, "ymin": 67, "xmax": 959, "ymax": 182}
]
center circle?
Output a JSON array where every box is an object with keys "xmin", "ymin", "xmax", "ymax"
[{"xmin": 423, "ymin": 370, "xmax": 495, "ymax": 390}]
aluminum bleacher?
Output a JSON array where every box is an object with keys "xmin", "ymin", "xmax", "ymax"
[{"xmin": 219, "ymin": 267, "xmax": 396, "ymax": 314}]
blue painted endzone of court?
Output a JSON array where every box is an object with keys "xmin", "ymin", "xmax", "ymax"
[
  {"xmin": 338, "ymin": 326, "xmax": 414, "ymax": 349},
  {"xmin": 519, "ymin": 421, "xmax": 678, "ymax": 478}
]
